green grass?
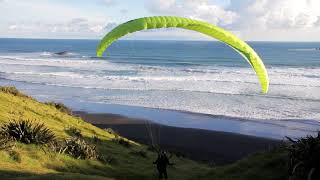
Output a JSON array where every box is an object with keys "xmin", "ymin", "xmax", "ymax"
[
  {"xmin": 0, "ymin": 87, "xmax": 289, "ymax": 179},
  {"xmin": 199, "ymin": 148, "xmax": 288, "ymax": 180}
]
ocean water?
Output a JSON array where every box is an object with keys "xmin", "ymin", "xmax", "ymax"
[{"xmin": 0, "ymin": 38, "xmax": 319, "ymax": 138}]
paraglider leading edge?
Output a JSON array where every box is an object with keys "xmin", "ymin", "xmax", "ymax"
[{"xmin": 96, "ymin": 16, "xmax": 269, "ymax": 94}]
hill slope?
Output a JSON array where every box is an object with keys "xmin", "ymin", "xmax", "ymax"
[
  {"xmin": 0, "ymin": 88, "xmax": 209, "ymax": 179},
  {"xmin": 0, "ymin": 87, "xmax": 288, "ymax": 180}
]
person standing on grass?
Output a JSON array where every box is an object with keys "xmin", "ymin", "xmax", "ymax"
[{"xmin": 153, "ymin": 151, "xmax": 173, "ymax": 179}]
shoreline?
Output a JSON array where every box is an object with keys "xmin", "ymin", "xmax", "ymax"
[
  {"xmin": 74, "ymin": 111, "xmax": 282, "ymax": 164},
  {"xmin": 1, "ymin": 79, "xmax": 319, "ymax": 140},
  {"xmin": 63, "ymin": 99, "xmax": 319, "ymax": 140}
]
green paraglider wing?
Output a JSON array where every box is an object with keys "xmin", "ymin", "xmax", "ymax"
[{"xmin": 96, "ymin": 16, "xmax": 269, "ymax": 93}]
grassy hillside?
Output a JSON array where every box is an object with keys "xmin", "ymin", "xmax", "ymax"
[
  {"xmin": 199, "ymin": 149, "xmax": 288, "ymax": 180},
  {"xmin": 0, "ymin": 87, "xmax": 289, "ymax": 180}
]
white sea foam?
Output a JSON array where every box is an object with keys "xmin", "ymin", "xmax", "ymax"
[
  {"xmin": 0, "ymin": 54, "xmax": 319, "ymax": 122},
  {"xmin": 288, "ymin": 48, "xmax": 320, "ymax": 51}
]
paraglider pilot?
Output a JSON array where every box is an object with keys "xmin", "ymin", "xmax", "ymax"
[{"xmin": 153, "ymin": 151, "xmax": 173, "ymax": 179}]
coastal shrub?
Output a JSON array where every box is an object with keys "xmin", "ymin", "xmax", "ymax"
[
  {"xmin": 0, "ymin": 134, "xmax": 15, "ymax": 150},
  {"xmin": 45, "ymin": 102, "xmax": 72, "ymax": 115},
  {"xmin": 65, "ymin": 127, "xmax": 82, "ymax": 138},
  {"xmin": 92, "ymin": 135, "xmax": 101, "ymax": 144},
  {"xmin": 59, "ymin": 138, "xmax": 99, "ymax": 160},
  {"xmin": 0, "ymin": 120, "xmax": 55, "ymax": 145},
  {"xmin": 286, "ymin": 133, "xmax": 320, "ymax": 180},
  {"xmin": 105, "ymin": 128, "xmax": 119, "ymax": 138},
  {"xmin": 0, "ymin": 86, "xmax": 29, "ymax": 98}
]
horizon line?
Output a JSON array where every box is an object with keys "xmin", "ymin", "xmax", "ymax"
[{"xmin": 1, "ymin": 37, "xmax": 320, "ymax": 43}]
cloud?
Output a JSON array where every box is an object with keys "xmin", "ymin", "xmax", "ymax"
[
  {"xmin": 8, "ymin": 24, "xmax": 17, "ymax": 30},
  {"xmin": 145, "ymin": 0, "xmax": 239, "ymax": 26},
  {"xmin": 120, "ymin": 9, "xmax": 128, "ymax": 14},
  {"xmin": 146, "ymin": 0, "xmax": 320, "ymax": 29},
  {"xmin": 146, "ymin": 0, "xmax": 176, "ymax": 13},
  {"xmin": 144, "ymin": 0, "xmax": 320, "ymax": 41},
  {"xmin": 7, "ymin": 18, "xmax": 106, "ymax": 36},
  {"xmin": 229, "ymin": 0, "xmax": 320, "ymax": 29},
  {"xmin": 104, "ymin": 22, "xmax": 117, "ymax": 29},
  {"xmin": 2, "ymin": 0, "xmax": 320, "ymax": 40},
  {"xmin": 103, "ymin": 0, "xmax": 116, "ymax": 6},
  {"xmin": 315, "ymin": 17, "xmax": 320, "ymax": 26}
]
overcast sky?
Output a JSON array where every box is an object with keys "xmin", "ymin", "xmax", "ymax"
[{"xmin": 1, "ymin": 0, "xmax": 320, "ymax": 41}]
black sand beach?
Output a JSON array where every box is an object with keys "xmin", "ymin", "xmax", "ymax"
[{"xmin": 74, "ymin": 111, "xmax": 282, "ymax": 164}]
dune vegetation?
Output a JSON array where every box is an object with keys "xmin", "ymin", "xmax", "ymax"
[
  {"xmin": 1, "ymin": 86, "xmax": 317, "ymax": 180},
  {"xmin": 0, "ymin": 86, "xmax": 209, "ymax": 180}
]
